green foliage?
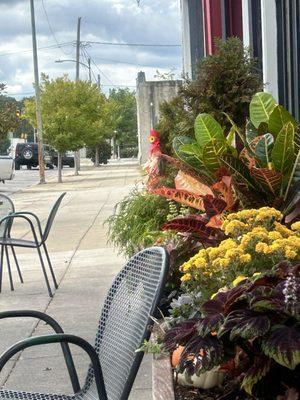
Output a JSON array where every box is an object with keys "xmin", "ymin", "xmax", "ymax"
[
  {"xmin": 108, "ymin": 88, "xmax": 138, "ymax": 147},
  {"xmin": 0, "ymin": 84, "xmax": 20, "ymax": 140},
  {"xmin": 156, "ymin": 38, "xmax": 262, "ymax": 155},
  {"xmin": 173, "ymin": 92, "xmax": 300, "ymax": 213},
  {"xmin": 23, "ymin": 76, "xmax": 107, "ymax": 153},
  {"xmin": 106, "ymin": 188, "xmax": 171, "ymax": 257},
  {"xmin": 164, "ymin": 261, "xmax": 300, "ymax": 397}
]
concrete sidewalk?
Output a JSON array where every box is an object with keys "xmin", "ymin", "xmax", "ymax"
[{"xmin": 0, "ymin": 165, "xmax": 152, "ymax": 399}]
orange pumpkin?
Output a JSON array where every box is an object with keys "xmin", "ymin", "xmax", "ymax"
[{"xmin": 171, "ymin": 345, "xmax": 185, "ymax": 368}]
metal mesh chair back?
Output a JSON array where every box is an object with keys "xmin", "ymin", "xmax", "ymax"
[
  {"xmin": 0, "ymin": 195, "xmax": 15, "ymax": 237},
  {"xmin": 42, "ymin": 193, "xmax": 66, "ymax": 242},
  {"xmin": 82, "ymin": 247, "xmax": 168, "ymax": 400}
]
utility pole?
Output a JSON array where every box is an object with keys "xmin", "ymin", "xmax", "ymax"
[
  {"xmin": 30, "ymin": 0, "xmax": 45, "ymax": 184},
  {"xmin": 74, "ymin": 16, "xmax": 81, "ymax": 175},
  {"xmin": 97, "ymin": 74, "xmax": 101, "ymax": 91},
  {"xmin": 88, "ymin": 58, "xmax": 91, "ymax": 84}
]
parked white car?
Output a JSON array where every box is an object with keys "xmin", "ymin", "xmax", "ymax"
[{"xmin": 0, "ymin": 155, "xmax": 14, "ymax": 183}]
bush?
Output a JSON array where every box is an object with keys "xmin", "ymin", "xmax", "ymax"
[
  {"xmin": 106, "ymin": 188, "xmax": 171, "ymax": 257},
  {"xmin": 157, "ymin": 38, "xmax": 263, "ymax": 155}
]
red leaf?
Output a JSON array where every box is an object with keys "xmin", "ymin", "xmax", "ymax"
[
  {"xmin": 162, "ymin": 215, "xmax": 217, "ymax": 237},
  {"xmin": 150, "ymin": 186, "xmax": 205, "ymax": 210},
  {"xmin": 203, "ymin": 194, "xmax": 227, "ymax": 218}
]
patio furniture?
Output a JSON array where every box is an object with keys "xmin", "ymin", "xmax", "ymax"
[
  {"xmin": 0, "ymin": 246, "xmax": 169, "ymax": 400},
  {"xmin": 0, "ymin": 194, "xmax": 23, "ymax": 290},
  {"xmin": 0, "ymin": 192, "xmax": 66, "ymax": 297}
]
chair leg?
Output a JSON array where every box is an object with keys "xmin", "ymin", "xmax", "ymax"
[
  {"xmin": 36, "ymin": 246, "xmax": 53, "ymax": 297},
  {"xmin": 10, "ymin": 246, "xmax": 24, "ymax": 284},
  {"xmin": 4, "ymin": 245, "xmax": 14, "ymax": 291},
  {"xmin": 0, "ymin": 245, "xmax": 4, "ymax": 292},
  {"xmin": 42, "ymin": 243, "xmax": 58, "ymax": 289}
]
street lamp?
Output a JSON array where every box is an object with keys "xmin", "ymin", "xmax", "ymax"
[{"xmin": 55, "ymin": 58, "xmax": 91, "ymax": 83}]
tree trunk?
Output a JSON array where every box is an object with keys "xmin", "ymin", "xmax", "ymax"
[
  {"xmin": 95, "ymin": 146, "xmax": 100, "ymax": 167},
  {"xmin": 74, "ymin": 150, "xmax": 80, "ymax": 176},
  {"xmin": 57, "ymin": 152, "xmax": 62, "ymax": 183}
]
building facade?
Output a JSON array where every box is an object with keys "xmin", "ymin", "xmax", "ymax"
[
  {"xmin": 181, "ymin": 0, "xmax": 300, "ymax": 119},
  {"xmin": 136, "ymin": 72, "xmax": 182, "ymax": 164}
]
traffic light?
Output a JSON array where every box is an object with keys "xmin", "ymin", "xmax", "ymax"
[{"xmin": 16, "ymin": 109, "xmax": 21, "ymax": 118}]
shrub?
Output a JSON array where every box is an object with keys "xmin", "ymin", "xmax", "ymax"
[
  {"xmin": 106, "ymin": 188, "xmax": 171, "ymax": 257},
  {"xmin": 156, "ymin": 38, "xmax": 263, "ymax": 155}
]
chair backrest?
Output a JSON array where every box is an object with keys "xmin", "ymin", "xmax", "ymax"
[
  {"xmin": 83, "ymin": 247, "xmax": 168, "ymax": 400},
  {"xmin": 42, "ymin": 192, "xmax": 66, "ymax": 242},
  {"xmin": 0, "ymin": 195, "xmax": 15, "ymax": 237}
]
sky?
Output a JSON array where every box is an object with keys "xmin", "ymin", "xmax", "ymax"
[{"xmin": 0, "ymin": 0, "xmax": 182, "ymax": 99}]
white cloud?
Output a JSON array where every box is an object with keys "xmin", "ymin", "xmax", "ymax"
[{"xmin": 0, "ymin": 0, "xmax": 182, "ymax": 98}]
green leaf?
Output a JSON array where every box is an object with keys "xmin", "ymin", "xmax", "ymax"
[
  {"xmin": 271, "ymin": 122, "xmax": 295, "ymax": 175},
  {"xmin": 268, "ymin": 105, "xmax": 297, "ymax": 137},
  {"xmin": 250, "ymin": 167, "xmax": 282, "ymax": 195},
  {"xmin": 194, "ymin": 113, "xmax": 225, "ymax": 148},
  {"xmin": 173, "ymin": 136, "xmax": 204, "ymax": 171},
  {"xmin": 246, "ymin": 120, "xmax": 259, "ymax": 144},
  {"xmin": 250, "ymin": 92, "xmax": 277, "ymax": 128},
  {"xmin": 219, "ymin": 155, "xmax": 257, "ymax": 190},
  {"xmin": 255, "ymin": 133, "xmax": 274, "ymax": 167},
  {"xmin": 284, "ymin": 149, "xmax": 300, "ymax": 201},
  {"xmin": 241, "ymin": 356, "xmax": 271, "ymax": 395},
  {"xmin": 202, "ymin": 139, "xmax": 227, "ymax": 173},
  {"xmin": 262, "ymin": 326, "xmax": 300, "ymax": 370}
]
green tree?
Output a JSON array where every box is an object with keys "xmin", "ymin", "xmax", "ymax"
[
  {"xmin": 84, "ymin": 98, "xmax": 114, "ymax": 166},
  {"xmin": 0, "ymin": 84, "xmax": 22, "ymax": 153},
  {"xmin": 108, "ymin": 88, "xmax": 137, "ymax": 156},
  {"xmin": 23, "ymin": 76, "xmax": 106, "ymax": 182}
]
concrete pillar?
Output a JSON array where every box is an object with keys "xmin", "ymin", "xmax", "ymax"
[
  {"xmin": 261, "ymin": 0, "xmax": 278, "ymax": 100},
  {"xmin": 136, "ymin": 72, "xmax": 182, "ymax": 164}
]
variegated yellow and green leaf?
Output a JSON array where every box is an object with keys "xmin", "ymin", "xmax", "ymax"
[
  {"xmin": 250, "ymin": 92, "xmax": 277, "ymax": 128},
  {"xmin": 194, "ymin": 113, "xmax": 225, "ymax": 148},
  {"xmin": 268, "ymin": 104, "xmax": 297, "ymax": 137}
]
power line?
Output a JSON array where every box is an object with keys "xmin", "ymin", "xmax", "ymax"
[
  {"xmin": 41, "ymin": 0, "xmax": 71, "ymax": 56},
  {"xmin": 82, "ymin": 47, "xmax": 116, "ymax": 86},
  {"xmin": 0, "ymin": 41, "xmax": 74, "ymax": 57},
  {"xmin": 84, "ymin": 41, "xmax": 181, "ymax": 47}
]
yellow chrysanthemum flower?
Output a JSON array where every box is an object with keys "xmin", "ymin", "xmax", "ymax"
[
  {"xmin": 194, "ymin": 257, "xmax": 207, "ymax": 269},
  {"xmin": 240, "ymin": 253, "xmax": 251, "ymax": 263},
  {"xmin": 291, "ymin": 221, "xmax": 300, "ymax": 231},
  {"xmin": 181, "ymin": 273, "xmax": 192, "ymax": 282}
]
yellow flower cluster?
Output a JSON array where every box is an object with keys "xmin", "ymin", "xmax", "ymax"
[
  {"xmin": 222, "ymin": 207, "xmax": 283, "ymax": 237},
  {"xmin": 180, "ymin": 208, "xmax": 300, "ymax": 293}
]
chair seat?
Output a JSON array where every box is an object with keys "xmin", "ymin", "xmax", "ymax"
[
  {"xmin": 0, "ymin": 387, "xmax": 105, "ymax": 400},
  {"xmin": 0, "ymin": 389, "xmax": 73, "ymax": 400},
  {"xmin": 0, "ymin": 237, "xmax": 38, "ymax": 248}
]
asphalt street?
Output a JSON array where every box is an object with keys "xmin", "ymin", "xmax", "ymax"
[{"xmin": 0, "ymin": 167, "xmax": 75, "ymax": 195}]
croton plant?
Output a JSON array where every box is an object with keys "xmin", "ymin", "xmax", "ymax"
[{"xmin": 141, "ymin": 92, "xmax": 300, "ymax": 399}]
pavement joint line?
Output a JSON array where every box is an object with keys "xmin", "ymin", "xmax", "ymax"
[{"xmin": 1, "ymin": 182, "xmax": 112, "ymax": 388}]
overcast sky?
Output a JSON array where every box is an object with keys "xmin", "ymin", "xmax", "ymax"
[{"xmin": 0, "ymin": 0, "xmax": 182, "ymax": 99}]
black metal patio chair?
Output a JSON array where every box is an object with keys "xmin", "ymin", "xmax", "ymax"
[
  {"xmin": 0, "ymin": 246, "xmax": 169, "ymax": 400},
  {"xmin": 0, "ymin": 194, "xmax": 24, "ymax": 290},
  {"xmin": 0, "ymin": 192, "xmax": 66, "ymax": 297}
]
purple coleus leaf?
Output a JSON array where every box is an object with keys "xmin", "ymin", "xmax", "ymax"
[
  {"xmin": 163, "ymin": 318, "xmax": 200, "ymax": 352},
  {"xmin": 241, "ymin": 355, "xmax": 272, "ymax": 395},
  {"xmin": 178, "ymin": 335, "xmax": 224, "ymax": 375},
  {"xmin": 219, "ymin": 309, "xmax": 270, "ymax": 341},
  {"xmin": 262, "ymin": 325, "xmax": 300, "ymax": 369}
]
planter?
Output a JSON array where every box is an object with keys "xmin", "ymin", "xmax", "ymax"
[{"xmin": 152, "ymin": 351, "xmax": 175, "ymax": 400}]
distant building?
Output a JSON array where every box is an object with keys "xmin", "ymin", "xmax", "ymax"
[
  {"xmin": 136, "ymin": 72, "xmax": 181, "ymax": 164},
  {"xmin": 180, "ymin": 0, "xmax": 300, "ymax": 120}
]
